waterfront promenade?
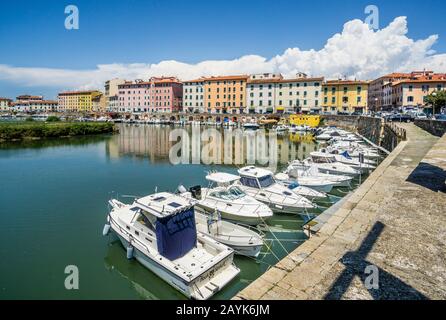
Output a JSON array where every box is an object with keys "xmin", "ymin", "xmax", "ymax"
[{"xmin": 234, "ymin": 123, "xmax": 446, "ymax": 300}]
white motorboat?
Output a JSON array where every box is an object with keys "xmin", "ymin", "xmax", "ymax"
[
  {"xmin": 274, "ymin": 124, "xmax": 289, "ymax": 133},
  {"xmin": 315, "ymin": 132, "xmax": 332, "ymax": 141},
  {"xmin": 303, "ymin": 157, "xmax": 360, "ymax": 176},
  {"xmin": 104, "ymin": 192, "xmax": 240, "ymax": 300},
  {"xmin": 178, "ymin": 172, "xmax": 273, "ymax": 226},
  {"xmin": 243, "ymin": 123, "xmax": 260, "ymax": 130},
  {"xmin": 286, "ymin": 160, "xmax": 353, "ymax": 187},
  {"xmin": 235, "ymin": 166, "xmax": 316, "ymax": 214},
  {"xmin": 274, "ymin": 172, "xmax": 336, "ymax": 193},
  {"xmin": 310, "ymin": 151, "xmax": 375, "ymax": 173},
  {"xmin": 287, "ymin": 161, "xmax": 353, "ymax": 187},
  {"xmin": 328, "ymin": 143, "xmax": 381, "ymax": 159},
  {"xmin": 289, "ymin": 125, "xmax": 307, "ymax": 133},
  {"xmin": 194, "ymin": 210, "xmax": 264, "ymax": 258}
]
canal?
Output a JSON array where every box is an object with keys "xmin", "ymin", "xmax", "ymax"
[{"xmin": 0, "ymin": 124, "xmax": 361, "ymax": 299}]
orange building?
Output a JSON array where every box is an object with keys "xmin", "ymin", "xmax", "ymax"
[{"xmin": 203, "ymin": 75, "xmax": 248, "ymax": 114}]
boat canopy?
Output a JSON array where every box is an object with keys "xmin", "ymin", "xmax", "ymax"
[
  {"xmin": 238, "ymin": 166, "xmax": 273, "ymax": 178},
  {"xmin": 206, "ymin": 172, "xmax": 240, "ymax": 184},
  {"xmin": 155, "ymin": 206, "xmax": 197, "ymax": 260}
]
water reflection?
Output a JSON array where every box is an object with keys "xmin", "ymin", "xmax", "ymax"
[{"xmin": 105, "ymin": 124, "xmax": 321, "ymax": 168}]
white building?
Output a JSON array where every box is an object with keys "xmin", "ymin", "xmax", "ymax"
[
  {"xmin": 12, "ymin": 100, "xmax": 59, "ymax": 113},
  {"xmin": 108, "ymin": 95, "xmax": 120, "ymax": 113},
  {"xmin": 247, "ymin": 74, "xmax": 283, "ymax": 114},
  {"xmin": 275, "ymin": 76, "xmax": 323, "ymax": 113},
  {"xmin": 247, "ymin": 73, "xmax": 323, "ymax": 113},
  {"xmin": 0, "ymin": 97, "xmax": 12, "ymax": 112},
  {"xmin": 182, "ymin": 78, "xmax": 205, "ymax": 113}
]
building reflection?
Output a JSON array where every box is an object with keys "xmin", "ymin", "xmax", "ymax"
[{"xmin": 106, "ymin": 125, "xmax": 320, "ymax": 166}]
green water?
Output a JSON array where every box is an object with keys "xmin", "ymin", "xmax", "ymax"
[{"xmin": 0, "ymin": 124, "xmax": 354, "ymax": 300}]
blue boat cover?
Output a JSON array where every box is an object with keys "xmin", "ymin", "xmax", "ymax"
[
  {"xmin": 155, "ymin": 207, "xmax": 197, "ymax": 260},
  {"xmin": 340, "ymin": 151, "xmax": 352, "ymax": 160},
  {"xmin": 288, "ymin": 182, "xmax": 300, "ymax": 189}
]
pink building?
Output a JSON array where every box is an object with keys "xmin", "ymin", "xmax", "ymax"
[{"xmin": 118, "ymin": 77, "xmax": 183, "ymax": 114}]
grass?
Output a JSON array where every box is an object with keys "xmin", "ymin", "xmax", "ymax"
[{"xmin": 0, "ymin": 121, "xmax": 116, "ymax": 141}]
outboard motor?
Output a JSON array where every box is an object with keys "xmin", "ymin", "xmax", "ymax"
[{"xmin": 189, "ymin": 185, "xmax": 202, "ymax": 200}]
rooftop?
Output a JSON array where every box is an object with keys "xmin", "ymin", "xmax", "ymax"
[
  {"xmin": 58, "ymin": 90, "xmax": 102, "ymax": 96},
  {"xmin": 325, "ymin": 80, "xmax": 370, "ymax": 85}
]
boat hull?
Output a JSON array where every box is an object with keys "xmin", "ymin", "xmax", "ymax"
[
  {"xmin": 196, "ymin": 204, "xmax": 270, "ymax": 226},
  {"xmin": 113, "ymin": 232, "xmax": 193, "ymax": 299},
  {"xmin": 110, "ymin": 224, "xmax": 239, "ymax": 300}
]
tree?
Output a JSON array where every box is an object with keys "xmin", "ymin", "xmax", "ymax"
[{"xmin": 425, "ymin": 90, "xmax": 446, "ymax": 114}]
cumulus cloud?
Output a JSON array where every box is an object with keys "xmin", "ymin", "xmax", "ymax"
[{"xmin": 0, "ymin": 16, "xmax": 445, "ymax": 91}]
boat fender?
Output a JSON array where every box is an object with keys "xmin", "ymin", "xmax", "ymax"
[
  {"xmin": 102, "ymin": 224, "xmax": 111, "ymax": 236},
  {"xmin": 126, "ymin": 245, "xmax": 134, "ymax": 260}
]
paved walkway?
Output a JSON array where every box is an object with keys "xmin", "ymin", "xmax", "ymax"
[{"xmin": 234, "ymin": 124, "xmax": 446, "ymax": 300}]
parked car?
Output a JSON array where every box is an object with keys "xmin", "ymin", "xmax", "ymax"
[
  {"xmin": 385, "ymin": 113, "xmax": 413, "ymax": 122},
  {"xmin": 434, "ymin": 114, "xmax": 446, "ymax": 121},
  {"xmin": 412, "ymin": 112, "xmax": 428, "ymax": 119}
]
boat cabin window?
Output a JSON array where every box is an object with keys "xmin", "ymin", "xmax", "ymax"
[
  {"xmin": 228, "ymin": 186, "xmax": 246, "ymax": 198},
  {"xmin": 240, "ymin": 176, "xmax": 260, "ymax": 189},
  {"xmin": 136, "ymin": 212, "xmax": 156, "ymax": 232},
  {"xmin": 258, "ymin": 175, "xmax": 275, "ymax": 188}
]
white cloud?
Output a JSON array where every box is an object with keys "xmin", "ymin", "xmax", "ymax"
[{"xmin": 0, "ymin": 16, "xmax": 445, "ymax": 92}]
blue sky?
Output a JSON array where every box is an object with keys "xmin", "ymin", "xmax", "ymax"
[{"xmin": 1, "ymin": 0, "xmax": 446, "ymax": 99}]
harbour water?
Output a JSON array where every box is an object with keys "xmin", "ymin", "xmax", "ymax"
[{"xmin": 0, "ymin": 124, "xmax": 362, "ymax": 299}]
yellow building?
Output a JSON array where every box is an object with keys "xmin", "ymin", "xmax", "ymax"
[
  {"xmin": 58, "ymin": 90, "xmax": 103, "ymax": 113},
  {"xmin": 322, "ymin": 80, "xmax": 369, "ymax": 114},
  {"xmin": 204, "ymin": 75, "xmax": 248, "ymax": 114}
]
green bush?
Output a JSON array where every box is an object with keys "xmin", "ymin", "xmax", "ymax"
[
  {"xmin": 46, "ymin": 116, "xmax": 61, "ymax": 122},
  {"xmin": 0, "ymin": 122, "xmax": 115, "ymax": 140}
]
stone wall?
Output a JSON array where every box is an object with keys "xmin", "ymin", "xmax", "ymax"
[
  {"xmin": 414, "ymin": 119, "xmax": 446, "ymax": 137},
  {"xmin": 320, "ymin": 115, "xmax": 359, "ymax": 131},
  {"xmin": 357, "ymin": 116, "xmax": 383, "ymax": 145}
]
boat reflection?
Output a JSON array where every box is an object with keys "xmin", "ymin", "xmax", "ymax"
[{"xmin": 105, "ymin": 124, "xmax": 321, "ymax": 167}]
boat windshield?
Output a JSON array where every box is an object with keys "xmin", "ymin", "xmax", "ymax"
[
  {"xmin": 228, "ymin": 186, "xmax": 246, "ymax": 198},
  {"xmin": 210, "ymin": 187, "xmax": 246, "ymax": 200},
  {"xmin": 258, "ymin": 175, "xmax": 275, "ymax": 188}
]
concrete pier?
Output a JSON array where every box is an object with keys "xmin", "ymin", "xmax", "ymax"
[{"xmin": 234, "ymin": 124, "xmax": 446, "ymax": 300}]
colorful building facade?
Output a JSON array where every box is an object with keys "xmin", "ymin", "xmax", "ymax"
[
  {"xmin": 391, "ymin": 78, "xmax": 446, "ymax": 110},
  {"xmin": 58, "ymin": 90, "xmax": 103, "ymax": 113},
  {"xmin": 322, "ymin": 80, "xmax": 369, "ymax": 114},
  {"xmin": 117, "ymin": 80, "xmax": 150, "ymax": 113},
  {"xmin": 149, "ymin": 77, "xmax": 183, "ymax": 113},
  {"xmin": 118, "ymin": 77, "xmax": 183, "ymax": 114},
  {"xmin": 204, "ymin": 75, "xmax": 248, "ymax": 114},
  {"xmin": 183, "ymin": 78, "xmax": 205, "ymax": 113}
]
